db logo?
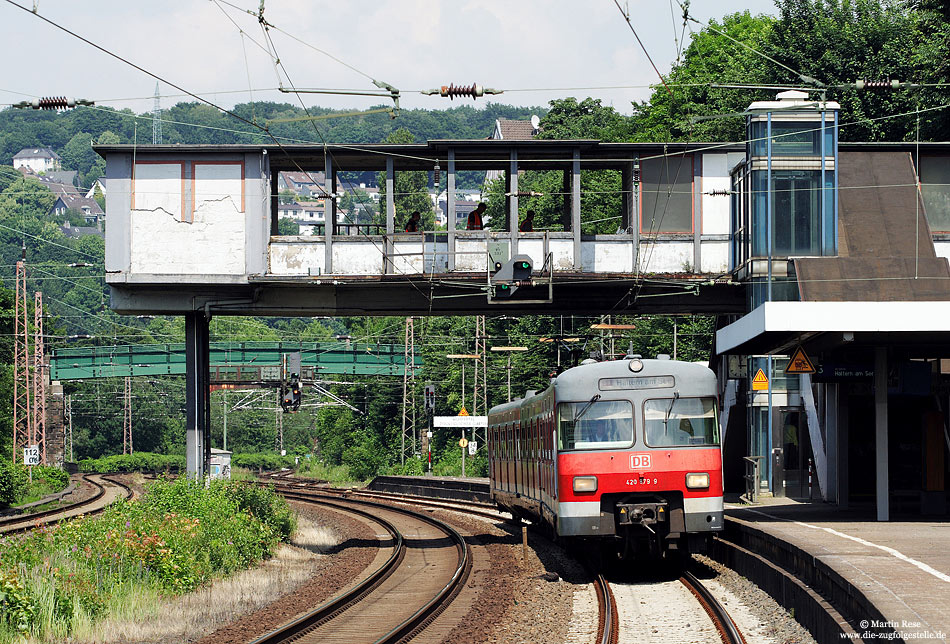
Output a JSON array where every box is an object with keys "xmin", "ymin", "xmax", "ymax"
[{"xmin": 630, "ymin": 454, "xmax": 652, "ymax": 469}]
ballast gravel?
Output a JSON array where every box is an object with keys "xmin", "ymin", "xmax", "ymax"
[{"xmin": 693, "ymin": 554, "xmax": 819, "ymax": 644}]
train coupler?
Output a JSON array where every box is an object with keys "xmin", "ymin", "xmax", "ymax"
[{"xmin": 616, "ymin": 502, "xmax": 668, "ymax": 527}]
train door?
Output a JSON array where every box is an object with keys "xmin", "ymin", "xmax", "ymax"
[{"xmin": 502, "ymin": 423, "xmax": 511, "ymax": 492}]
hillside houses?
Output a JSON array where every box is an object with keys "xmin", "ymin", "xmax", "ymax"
[{"xmin": 12, "ymin": 146, "xmax": 61, "ymax": 173}]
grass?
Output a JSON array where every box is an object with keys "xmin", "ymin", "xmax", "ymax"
[
  {"xmin": 0, "ymin": 477, "xmax": 295, "ymax": 642},
  {"xmin": 70, "ymin": 516, "xmax": 335, "ymax": 642},
  {"xmin": 295, "ymin": 460, "xmax": 359, "ymax": 485}
]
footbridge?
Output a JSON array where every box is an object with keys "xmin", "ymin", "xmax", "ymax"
[
  {"xmin": 98, "ymin": 140, "xmax": 746, "ymax": 318},
  {"xmin": 50, "ymin": 341, "xmax": 419, "ymax": 380}
]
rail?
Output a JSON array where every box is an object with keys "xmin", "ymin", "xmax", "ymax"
[
  {"xmin": 680, "ymin": 570, "xmax": 747, "ymax": 644},
  {"xmin": 0, "ymin": 474, "xmax": 132, "ymax": 535},
  {"xmin": 253, "ymin": 484, "xmax": 471, "ymax": 644}
]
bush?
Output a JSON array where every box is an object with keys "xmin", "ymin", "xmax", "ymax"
[
  {"xmin": 32, "ymin": 466, "xmax": 68, "ymax": 492},
  {"xmin": 231, "ymin": 452, "xmax": 296, "ymax": 471},
  {"xmin": 0, "ymin": 477, "xmax": 294, "ymax": 639},
  {"xmin": 78, "ymin": 452, "xmax": 185, "ymax": 474},
  {"xmin": 0, "ymin": 462, "xmax": 27, "ymax": 509}
]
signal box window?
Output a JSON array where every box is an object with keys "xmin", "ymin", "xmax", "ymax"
[
  {"xmin": 643, "ymin": 397, "xmax": 718, "ymax": 447},
  {"xmin": 557, "ymin": 400, "xmax": 633, "ymax": 450}
]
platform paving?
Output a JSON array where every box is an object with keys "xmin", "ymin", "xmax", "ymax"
[{"xmin": 726, "ymin": 499, "xmax": 950, "ymax": 643}]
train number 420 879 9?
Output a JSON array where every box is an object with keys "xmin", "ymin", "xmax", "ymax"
[{"xmin": 625, "ymin": 478, "xmax": 658, "ymax": 486}]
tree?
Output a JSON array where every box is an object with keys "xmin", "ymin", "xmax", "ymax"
[
  {"xmin": 631, "ymin": 11, "xmax": 775, "ymax": 142},
  {"xmin": 375, "ymin": 128, "xmax": 434, "ymax": 230}
]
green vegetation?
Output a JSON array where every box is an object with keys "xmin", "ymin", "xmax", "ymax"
[
  {"xmin": 78, "ymin": 452, "xmax": 185, "ymax": 474},
  {"xmin": 0, "ymin": 463, "xmax": 69, "ymax": 509},
  {"xmin": 0, "ymin": 477, "xmax": 294, "ymax": 641}
]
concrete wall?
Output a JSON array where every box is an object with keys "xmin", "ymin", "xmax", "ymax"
[{"xmin": 106, "ymin": 152, "xmax": 267, "ymax": 280}]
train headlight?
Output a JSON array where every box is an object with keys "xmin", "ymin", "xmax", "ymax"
[
  {"xmin": 686, "ymin": 472, "xmax": 710, "ymax": 489},
  {"xmin": 628, "ymin": 358, "xmax": 644, "ymax": 373},
  {"xmin": 573, "ymin": 476, "xmax": 598, "ymax": 493}
]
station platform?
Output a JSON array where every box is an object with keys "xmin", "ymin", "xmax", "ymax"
[
  {"xmin": 723, "ymin": 498, "xmax": 950, "ymax": 643},
  {"xmin": 367, "ymin": 475, "xmax": 491, "ymax": 504}
]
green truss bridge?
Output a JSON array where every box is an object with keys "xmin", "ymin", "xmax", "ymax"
[{"xmin": 49, "ymin": 341, "xmax": 421, "ymax": 381}]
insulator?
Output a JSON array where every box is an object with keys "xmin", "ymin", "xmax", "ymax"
[
  {"xmin": 434, "ymin": 163, "xmax": 441, "ymax": 185},
  {"xmin": 440, "ymin": 83, "xmax": 484, "ymax": 100},
  {"xmin": 855, "ymin": 79, "xmax": 901, "ymax": 90},
  {"xmin": 35, "ymin": 96, "xmax": 75, "ymax": 110}
]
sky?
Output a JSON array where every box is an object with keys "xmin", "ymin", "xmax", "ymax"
[{"xmin": 0, "ymin": 1, "xmax": 778, "ymax": 117}]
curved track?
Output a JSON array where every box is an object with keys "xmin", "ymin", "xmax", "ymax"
[
  {"xmin": 680, "ymin": 570, "xmax": 746, "ymax": 644},
  {"xmin": 254, "ymin": 487, "xmax": 471, "ymax": 644},
  {"xmin": 264, "ymin": 474, "xmax": 745, "ymax": 644},
  {"xmin": 0, "ymin": 474, "xmax": 132, "ymax": 535}
]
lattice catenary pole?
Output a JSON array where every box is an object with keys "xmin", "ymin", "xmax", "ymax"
[
  {"xmin": 33, "ymin": 291, "xmax": 46, "ymax": 464},
  {"xmin": 123, "ymin": 376, "xmax": 133, "ymax": 454},
  {"xmin": 400, "ymin": 317, "xmax": 415, "ymax": 465},
  {"xmin": 12, "ymin": 261, "xmax": 30, "ymax": 463},
  {"xmin": 473, "ymin": 316, "xmax": 488, "ymax": 447}
]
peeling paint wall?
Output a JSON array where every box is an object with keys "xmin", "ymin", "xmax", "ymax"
[
  {"xmin": 456, "ymin": 238, "xmax": 488, "ymax": 271},
  {"xmin": 700, "ymin": 241, "xmax": 729, "ymax": 273},
  {"xmin": 269, "ymin": 239, "xmax": 326, "ymax": 275},
  {"xmin": 638, "ymin": 240, "xmax": 694, "ymax": 273},
  {"xmin": 334, "ymin": 241, "xmax": 385, "ymax": 274},
  {"xmin": 392, "ymin": 240, "xmax": 425, "ymax": 273},
  {"xmin": 582, "ymin": 239, "xmax": 636, "ymax": 273},
  {"xmin": 129, "ymin": 160, "xmax": 247, "ymax": 275}
]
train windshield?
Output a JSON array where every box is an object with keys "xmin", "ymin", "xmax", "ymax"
[
  {"xmin": 643, "ymin": 397, "xmax": 719, "ymax": 447},
  {"xmin": 557, "ymin": 399, "xmax": 634, "ymax": 450}
]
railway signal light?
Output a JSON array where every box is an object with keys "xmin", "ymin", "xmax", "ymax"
[
  {"xmin": 491, "ymin": 254, "xmax": 533, "ymax": 299},
  {"xmin": 424, "ymin": 384, "xmax": 436, "ymax": 413}
]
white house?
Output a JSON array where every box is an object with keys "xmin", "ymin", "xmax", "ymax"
[{"xmin": 13, "ymin": 147, "xmax": 61, "ymax": 173}]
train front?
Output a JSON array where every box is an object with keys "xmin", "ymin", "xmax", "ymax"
[{"xmin": 554, "ymin": 356, "xmax": 723, "ymax": 558}]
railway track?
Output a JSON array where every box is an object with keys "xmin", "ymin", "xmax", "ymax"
[
  {"xmin": 256, "ymin": 486, "xmax": 471, "ymax": 644},
  {"xmin": 263, "ymin": 474, "xmax": 745, "ymax": 644},
  {"xmin": 0, "ymin": 473, "xmax": 132, "ymax": 536}
]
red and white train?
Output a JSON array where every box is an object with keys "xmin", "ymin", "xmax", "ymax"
[{"xmin": 487, "ymin": 354, "xmax": 723, "ymax": 558}]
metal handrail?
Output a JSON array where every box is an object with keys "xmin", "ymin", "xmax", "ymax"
[{"xmin": 742, "ymin": 455, "xmax": 764, "ymax": 504}]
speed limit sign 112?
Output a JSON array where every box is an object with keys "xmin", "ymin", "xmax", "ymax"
[{"xmin": 23, "ymin": 446, "xmax": 39, "ymax": 466}]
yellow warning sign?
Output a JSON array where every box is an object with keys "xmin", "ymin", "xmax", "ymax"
[
  {"xmin": 458, "ymin": 407, "xmax": 469, "ymax": 416},
  {"xmin": 752, "ymin": 368, "xmax": 769, "ymax": 391},
  {"xmin": 459, "ymin": 437, "xmax": 469, "ymax": 448},
  {"xmin": 785, "ymin": 346, "xmax": 817, "ymax": 374}
]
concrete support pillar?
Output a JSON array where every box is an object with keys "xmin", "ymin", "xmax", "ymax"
[
  {"xmin": 693, "ymin": 154, "xmax": 702, "ymax": 273},
  {"xmin": 875, "ymin": 346, "xmax": 889, "ymax": 521},
  {"xmin": 447, "ymin": 150, "xmax": 456, "ymax": 270},
  {"xmin": 186, "ymin": 313, "xmax": 211, "ymax": 479},
  {"xmin": 839, "ymin": 388, "xmax": 849, "ymax": 509},
  {"xmin": 561, "ymin": 167, "xmax": 571, "ymax": 231},
  {"xmin": 572, "ymin": 148, "xmax": 581, "ymax": 269},
  {"xmin": 509, "ymin": 149, "xmax": 519, "ymax": 254},
  {"xmin": 622, "ymin": 161, "xmax": 638, "ymax": 270},
  {"xmin": 269, "ymin": 166, "xmax": 279, "ymax": 236},
  {"xmin": 824, "ymin": 383, "xmax": 839, "ymax": 503},
  {"xmin": 324, "ymin": 155, "xmax": 334, "ymax": 273},
  {"xmin": 385, "ymin": 158, "xmax": 394, "ymax": 274}
]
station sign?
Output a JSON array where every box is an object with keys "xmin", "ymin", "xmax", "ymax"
[
  {"xmin": 23, "ymin": 445, "xmax": 39, "ymax": 466},
  {"xmin": 434, "ymin": 416, "xmax": 488, "ymax": 428}
]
